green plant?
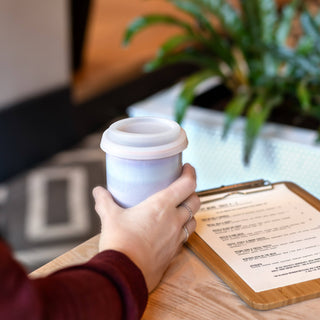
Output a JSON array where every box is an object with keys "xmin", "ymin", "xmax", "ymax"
[{"xmin": 123, "ymin": 0, "xmax": 320, "ymax": 163}]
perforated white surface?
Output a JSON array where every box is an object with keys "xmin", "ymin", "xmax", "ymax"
[{"xmin": 127, "ymin": 84, "xmax": 320, "ymax": 199}]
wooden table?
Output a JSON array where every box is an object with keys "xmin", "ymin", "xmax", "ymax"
[{"xmin": 30, "ymin": 234, "xmax": 320, "ymax": 319}]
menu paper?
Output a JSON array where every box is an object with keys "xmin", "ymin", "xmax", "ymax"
[{"xmin": 197, "ymin": 183, "xmax": 320, "ymax": 292}]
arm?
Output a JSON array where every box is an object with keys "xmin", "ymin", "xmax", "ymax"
[
  {"xmin": 0, "ymin": 163, "xmax": 200, "ymax": 319},
  {"xmin": 0, "ymin": 241, "xmax": 147, "ymax": 320}
]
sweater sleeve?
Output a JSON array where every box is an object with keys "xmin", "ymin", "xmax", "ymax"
[{"xmin": 0, "ymin": 240, "xmax": 148, "ymax": 320}]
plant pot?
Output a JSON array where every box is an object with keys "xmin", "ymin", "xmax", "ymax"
[{"xmin": 127, "ymin": 81, "xmax": 320, "ymax": 199}]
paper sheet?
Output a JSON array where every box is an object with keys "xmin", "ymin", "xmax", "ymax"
[{"xmin": 197, "ymin": 183, "xmax": 320, "ymax": 292}]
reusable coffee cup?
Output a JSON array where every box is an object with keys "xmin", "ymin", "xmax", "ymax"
[{"xmin": 100, "ymin": 117, "xmax": 188, "ymax": 208}]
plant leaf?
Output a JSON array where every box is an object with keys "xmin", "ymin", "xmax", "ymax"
[
  {"xmin": 169, "ymin": 0, "xmax": 216, "ymax": 35},
  {"xmin": 187, "ymin": 0, "xmax": 243, "ymax": 40},
  {"xmin": 258, "ymin": 0, "xmax": 279, "ymax": 76},
  {"xmin": 156, "ymin": 34, "xmax": 196, "ymax": 58},
  {"xmin": 240, "ymin": 0, "xmax": 279, "ymax": 78},
  {"xmin": 267, "ymin": 45, "xmax": 319, "ymax": 76},
  {"xmin": 239, "ymin": 1, "xmax": 265, "ymax": 81},
  {"xmin": 314, "ymin": 11, "xmax": 320, "ymax": 27},
  {"xmin": 244, "ymin": 93, "xmax": 282, "ymax": 164},
  {"xmin": 122, "ymin": 14, "xmax": 193, "ymax": 46},
  {"xmin": 296, "ymin": 35, "xmax": 314, "ymax": 55},
  {"xmin": 169, "ymin": 0, "xmax": 234, "ymax": 66},
  {"xmin": 144, "ymin": 49, "xmax": 222, "ymax": 73},
  {"xmin": 240, "ymin": 0, "xmax": 261, "ymax": 43},
  {"xmin": 223, "ymin": 92, "xmax": 250, "ymax": 138},
  {"xmin": 300, "ymin": 9, "xmax": 320, "ymax": 54},
  {"xmin": 275, "ymin": 0, "xmax": 298, "ymax": 45},
  {"xmin": 175, "ymin": 69, "xmax": 218, "ymax": 123},
  {"xmin": 241, "ymin": 0, "xmax": 277, "ymax": 44},
  {"xmin": 297, "ymin": 80, "xmax": 311, "ymax": 111},
  {"xmin": 258, "ymin": 0, "xmax": 277, "ymax": 43}
]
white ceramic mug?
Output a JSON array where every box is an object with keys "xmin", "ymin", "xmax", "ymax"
[{"xmin": 100, "ymin": 117, "xmax": 188, "ymax": 207}]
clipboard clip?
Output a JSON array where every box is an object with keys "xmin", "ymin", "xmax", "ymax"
[{"xmin": 199, "ymin": 179, "xmax": 273, "ymax": 203}]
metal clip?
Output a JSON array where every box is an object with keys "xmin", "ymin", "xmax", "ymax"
[{"xmin": 199, "ymin": 180, "xmax": 273, "ymax": 204}]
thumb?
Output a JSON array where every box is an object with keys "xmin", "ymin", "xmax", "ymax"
[{"xmin": 92, "ymin": 186, "xmax": 121, "ymax": 220}]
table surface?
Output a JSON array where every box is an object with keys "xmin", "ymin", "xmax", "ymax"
[{"xmin": 30, "ymin": 234, "xmax": 320, "ymax": 320}]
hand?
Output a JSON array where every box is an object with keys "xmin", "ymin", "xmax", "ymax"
[{"xmin": 92, "ymin": 163, "xmax": 200, "ymax": 292}]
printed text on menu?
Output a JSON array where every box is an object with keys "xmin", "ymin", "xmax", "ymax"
[{"xmin": 196, "ymin": 184, "xmax": 320, "ymax": 292}]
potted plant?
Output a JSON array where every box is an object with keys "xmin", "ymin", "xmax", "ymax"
[{"xmin": 123, "ymin": 0, "xmax": 320, "ymax": 164}]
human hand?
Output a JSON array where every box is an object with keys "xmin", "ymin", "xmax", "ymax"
[{"xmin": 92, "ymin": 163, "xmax": 200, "ymax": 292}]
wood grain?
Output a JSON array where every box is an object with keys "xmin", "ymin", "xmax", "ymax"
[
  {"xmin": 29, "ymin": 234, "xmax": 100, "ymax": 278},
  {"xmin": 31, "ymin": 233, "xmax": 320, "ymax": 319}
]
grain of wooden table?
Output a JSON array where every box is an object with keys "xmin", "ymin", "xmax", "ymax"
[{"xmin": 30, "ymin": 234, "xmax": 320, "ymax": 319}]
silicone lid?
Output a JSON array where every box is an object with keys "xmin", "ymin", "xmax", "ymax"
[{"xmin": 100, "ymin": 117, "xmax": 188, "ymax": 160}]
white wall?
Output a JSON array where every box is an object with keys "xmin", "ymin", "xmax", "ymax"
[{"xmin": 0, "ymin": 0, "xmax": 70, "ymax": 109}]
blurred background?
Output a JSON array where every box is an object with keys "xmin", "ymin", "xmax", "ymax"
[
  {"xmin": 0, "ymin": 0, "xmax": 193, "ymax": 271},
  {"xmin": 0, "ymin": 0, "xmax": 319, "ymax": 272}
]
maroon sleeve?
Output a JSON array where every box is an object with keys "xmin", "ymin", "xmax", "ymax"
[{"xmin": 0, "ymin": 240, "xmax": 148, "ymax": 320}]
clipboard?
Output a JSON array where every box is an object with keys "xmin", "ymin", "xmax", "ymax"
[{"xmin": 186, "ymin": 180, "xmax": 320, "ymax": 310}]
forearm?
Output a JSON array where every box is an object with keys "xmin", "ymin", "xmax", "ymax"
[
  {"xmin": 0, "ymin": 241, "xmax": 148, "ymax": 320},
  {"xmin": 33, "ymin": 250, "xmax": 148, "ymax": 320}
]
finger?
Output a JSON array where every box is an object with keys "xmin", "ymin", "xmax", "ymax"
[
  {"xmin": 177, "ymin": 192, "xmax": 200, "ymax": 225},
  {"xmin": 92, "ymin": 186, "xmax": 121, "ymax": 218},
  {"xmin": 158, "ymin": 163, "xmax": 197, "ymax": 207},
  {"xmin": 180, "ymin": 218, "xmax": 197, "ymax": 244}
]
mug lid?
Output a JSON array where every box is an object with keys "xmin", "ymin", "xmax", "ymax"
[{"xmin": 100, "ymin": 117, "xmax": 188, "ymax": 160}]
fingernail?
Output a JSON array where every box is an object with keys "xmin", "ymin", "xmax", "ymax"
[{"xmin": 92, "ymin": 187, "xmax": 100, "ymax": 198}]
